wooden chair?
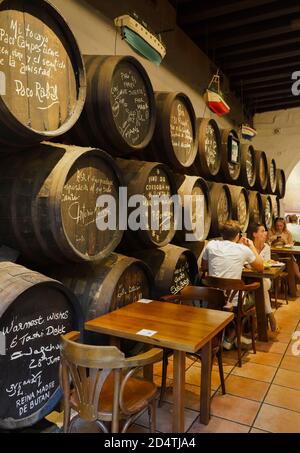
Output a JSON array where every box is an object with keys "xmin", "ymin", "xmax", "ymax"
[
  {"xmin": 202, "ymin": 277, "xmax": 260, "ymax": 367},
  {"xmin": 158, "ymin": 286, "xmax": 227, "ymax": 407},
  {"xmin": 271, "ymin": 272, "xmax": 289, "ymax": 307},
  {"xmin": 60, "ymin": 331, "xmax": 163, "ymax": 433}
]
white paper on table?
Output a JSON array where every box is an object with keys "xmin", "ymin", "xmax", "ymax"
[
  {"xmin": 136, "ymin": 329, "xmax": 157, "ymax": 337},
  {"xmin": 137, "ymin": 299, "xmax": 153, "ymax": 304}
]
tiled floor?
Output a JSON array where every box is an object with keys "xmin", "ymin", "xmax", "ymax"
[{"xmin": 130, "ymin": 289, "xmax": 300, "ymax": 433}]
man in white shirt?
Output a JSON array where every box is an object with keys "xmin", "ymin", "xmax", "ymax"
[
  {"xmin": 287, "ymin": 214, "xmax": 300, "ymax": 243},
  {"xmin": 201, "ymin": 220, "xmax": 263, "ymax": 349}
]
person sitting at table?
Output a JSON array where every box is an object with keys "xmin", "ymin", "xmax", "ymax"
[
  {"xmin": 287, "ymin": 214, "xmax": 300, "ymax": 244},
  {"xmin": 202, "ymin": 220, "xmax": 264, "ymax": 349},
  {"xmin": 268, "ymin": 217, "xmax": 293, "ymax": 247},
  {"xmin": 247, "ymin": 223, "xmax": 277, "ymax": 332},
  {"xmin": 269, "ymin": 217, "xmax": 300, "ymax": 280}
]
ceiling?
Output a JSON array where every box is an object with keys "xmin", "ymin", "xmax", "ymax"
[{"xmin": 170, "ymin": 0, "xmax": 300, "ymax": 115}]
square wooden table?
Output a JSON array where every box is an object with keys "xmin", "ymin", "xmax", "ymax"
[
  {"xmin": 271, "ymin": 246, "xmax": 300, "ymax": 298},
  {"xmin": 242, "ymin": 265, "xmax": 285, "ymax": 342},
  {"xmin": 85, "ymin": 300, "xmax": 233, "ymax": 433}
]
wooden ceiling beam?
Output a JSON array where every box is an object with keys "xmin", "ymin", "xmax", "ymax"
[
  {"xmin": 246, "ymin": 89, "xmax": 294, "ymax": 101},
  {"xmin": 243, "ymin": 80, "xmax": 290, "ymax": 92},
  {"xmin": 221, "ymin": 49, "xmax": 300, "ymax": 70}
]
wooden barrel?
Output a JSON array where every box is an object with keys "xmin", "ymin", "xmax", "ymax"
[
  {"xmin": 261, "ymin": 194, "xmax": 273, "ymax": 230},
  {"xmin": 116, "ymin": 159, "xmax": 176, "ymax": 249},
  {"xmin": 0, "ymin": 142, "xmax": 123, "ymax": 264},
  {"xmin": 219, "ymin": 129, "xmax": 241, "ymax": 183},
  {"xmin": 254, "ymin": 150, "xmax": 268, "ymax": 192},
  {"xmin": 275, "ymin": 168, "xmax": 286, "ymax": 199},
  {"xmin": 0, "ymin": 0, "xmax": 86, "ymax": 148},
  {"xmin": 266, "ymin": 157, "xmax": 277, "ymax": 194},
  {"xmin": 0, "ymin": 261, "xmax": 82, "ymax": 430},
  {"xmin": 227, "ymin": 185, "xmax": 250, "ymax": 232},
  {"xmin": 132, "ymin": 244, "xmax": 198, "ymax": 299},
  {"xmin": 67, "ymin": 55, "xmax": 155, "ymax": 155},
  {"xmin": 208, "ymin": 183, "xmax": 232, "ymax": 237},
  {"xmin": 270, "ymin": 195, "xmax": 280, "ymax": 221},
  {"xmin": 52, "ymin": 253, "xmax": 153, "ymax": 356},
  {"xmin": 238, "ymin": 144, "xmax": 256, "ymax": 189},
  {"xmin": 248, "ymin": 191, "xmax": 263, "ymax": 224},
  {"xmin": 172, "ymin": 174, "xmax": 211, "ymax": 243},
  {"xmin": 192, "ymin": 118, "xmax": 222, "ymax": 180},
  {"xmin": 146, "ymin": 92, "xmax": 197, "ymax": 171}
]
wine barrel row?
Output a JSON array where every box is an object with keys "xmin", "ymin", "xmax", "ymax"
[{"xmin": 0, "ymin": 262, "xmax": 82, "ymax": 430}]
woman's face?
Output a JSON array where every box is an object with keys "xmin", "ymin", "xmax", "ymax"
[
  {"xmin": 254, "ymin": 225, "xmax": 267, "ymax": 242},
  {"xmin": 275, "ymin": 220, "xmax": 285, "ymax": 233}
]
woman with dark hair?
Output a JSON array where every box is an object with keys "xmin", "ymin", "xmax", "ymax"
[{"xmin": 247, "ymin": 223, "xmax": 277, "ymax": 332}]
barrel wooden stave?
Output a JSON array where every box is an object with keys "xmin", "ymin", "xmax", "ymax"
[
  {"xmin": 132, "ymin": 244, "xmax": 198, "ymax": 299},
  {"xmin": 0, "ymin": 261, "xmax": 82, "ymax": 430},
  {"xmin": 266, "ymin": 157, "xmax": 277, "ymax": 194},
  {"xmin": 261, "ymin": 194, "xmax": 273, "ymax": 230},
  {"xmin": 116, "ymin": 158, "xmax": 176, "ymax": 249},
  {"xmin": 67, "ymin": 55, "xmax": 155, "ymax": 155},
  {"xmin": 275, "ymin": 168, "xmax": 286, "ymax": 199},
  {"xmin": 0, "ymin": 142, "xmax": 123, "ymax": 264},
  {"xmin": 0, "ymin": 0, "xmax": 86, "ymax": 147},
  {"xmin": 254, "ymin": 150, "xmax": 268, "ymax": 192},
  {"xmin": 208, "ymin": 182, "xmax": 232, "ymax": 237}
]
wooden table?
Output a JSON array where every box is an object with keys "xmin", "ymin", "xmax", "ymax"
[
  {"xmin": 242, "ymin": 266, "xmax": 285, "ymax": 342},
  {"xmin": 271, "ymin": 246, "xmax": 300, "ymax": 298},
  {"xmin": 85, "ymin": 300, "xmax": 233, "ymax": 433}
]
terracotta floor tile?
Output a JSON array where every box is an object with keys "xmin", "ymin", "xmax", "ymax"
[
  {"xmin": 254, "ymin": 404, "xmax": 300, "ymax": 433},
  {"xmin": 188, "ymin": 415, "xmax": 249, "ymax": 433},
  {"xmin": 243, "ymin": 350, "xmax": 282, "ymax": 367},
  {"xmin": 250, "ymin": 428, "xmax": 270, "ymax": 433},
  {"xmin": 136, "ymin": 401, "xmax": 198, "ymax": 433},
  {"xmin": 285, "ymin": 341, "xmax": 300, "ymax": 357},
  {"xmin": 232, "ymin": 361, "xmax": 277, "ymax": 382},
  {"xmin": 192, "ymin": 357, "xmax": 234, "ymax": 374},
  {"xmin": 210, "ymin": 393, "xmax": 260, "ymax": 425},
  {"xmin": 265, "ymin": 384, "xmax": 300, "ymax": 412},
  {"xmin": 225, "ymin": 375, "xmax": 269, "ymax": 401},
  {"xmin": 162, "ymin": 383, "xmax": 216, "ymax": 411},
  {"xmin": 280, "ymin": 355, "xmax": 300, "ymax": 372},
  {"xmin": 255, "ymin": 341, "xmax": 288, "ymax": 354},
  {"xmin": 185, "ymin": 365, "xmax": 227, "ymax": 390},
  {"xmin": 268, "ymin": 330, "xmax": 294, "ymax": 343},
  {"xmin": 273, "ymin": 368, "xmax": 300, "ymax": 390}
]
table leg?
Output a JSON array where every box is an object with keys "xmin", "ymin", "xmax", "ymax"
[
  {"xmin": 200, "ymin": 340, "xmax": 212, "ymax": 425},
  {"xmin": 286, "ymin": 259, "xmax": 297, "ymax": 298},
  {"xmin": 173, "ymin": 350, "xmax": 185, "ymax": 433},
  {"xmin": 255, "ymin": 283, "xmax": 268, "ymax": 342}
]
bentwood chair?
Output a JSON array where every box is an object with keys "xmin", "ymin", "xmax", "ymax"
[
  {"xmin": 159, "ymin": 286, "xmax": 227, "ymax": 407},
  {"xmin": 60, "ymin": 331, "xmax": 163, "ymax": 433},
  {"xmin": 203, "ymin": 277, "xmax": 260, "ymax": 367}
]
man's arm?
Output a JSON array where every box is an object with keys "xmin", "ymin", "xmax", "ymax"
[{"xmin": 240, "ymin": 237, "xmax": 264, "ymax": 272}]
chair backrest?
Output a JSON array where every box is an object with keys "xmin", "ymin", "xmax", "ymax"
[
  {"xmin": 60, "ymin": 331, "xmax": 163, "ymax": 426},
  {"xmin": 202, "ymin": 276, "xmax": 260, "ymax": 292},
  {"xmin": 161, "ymin": 285, "xmax": 226, "ymax": 311}
]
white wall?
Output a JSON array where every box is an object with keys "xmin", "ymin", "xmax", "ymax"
[
  {"xmin": 50, "ymin": 0, "xmax": 245, "ymax": 127},
  {"xmin": 253, "ymin": 107, "xmax": 300, "ymax": 212}
]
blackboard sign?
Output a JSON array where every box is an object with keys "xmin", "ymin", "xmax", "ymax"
[
  {"xmin": 170, "ymin": 255, "xmax": 193, "ymax": 295},
  {"xmin": 229, "ymin": 135, "xmax": 240, "ymax": 164},
  {"xmin": 170, "ymin": 99, "xmax": 194, "ymax": 165},
  {"xmin": 0, "ymin": 276, "xmax": 80, "ymax": 429},
  {"xmin": 110, "ymin": 61, "xmax": 152, "ymax": 147}
]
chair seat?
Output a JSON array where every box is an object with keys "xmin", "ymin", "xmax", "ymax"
[{"xmin": 71, "ymin": 373, "xmax": 157, "ymax": 418}]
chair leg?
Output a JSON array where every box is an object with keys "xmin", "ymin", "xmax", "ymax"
[
  {"xmin": 251, "ymin": 315, "xmax": 256, "ymax": 354},
  {"xmin": 284, "ymin": 278, "xmax": 289, "ymax": 305},
  {"xmin": 217, "ymin": 349, "xmax": 226, "ymax": 395},
  {"xmin": 274, "ymin": 279, "xmax": 279, "ymax": 308},
  {"xmin": 148, "ymin": 399, "xmax": 156, "ymax": 433},
  {"xmin": 159, "ymin": 350, "xmax": 168, "ymax": 407}
]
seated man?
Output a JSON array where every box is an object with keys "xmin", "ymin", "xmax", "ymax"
[{"xmin": 201, "ymin": 220, "xmax": 264, "ymax": 349}]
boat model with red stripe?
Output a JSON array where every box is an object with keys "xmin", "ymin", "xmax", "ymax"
[{"xmin": 205, "ymin": 73, "xmax": 230, "ymax": 117}]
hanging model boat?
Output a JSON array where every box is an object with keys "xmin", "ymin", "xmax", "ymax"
[
  {"xmin": 114, "ymin": 14, "xmax": 166, "ymax": 66},
  {"xmin": 241, "ymin": 124, "xmax": 257, "ymax": 141},
  {"xmin": 205, "ymin": 73, "xmax": 230, "ymax": 117}
]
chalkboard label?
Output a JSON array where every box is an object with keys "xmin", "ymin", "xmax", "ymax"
[
  {"xmin": 110, "ymin": 61, "xmax": 152, "ymax": 146},
  {"xmin": 170, "ymin": 99, "xmax": 194, "ymax": 164},
  {"xmin": 170, "ymin": 256, "xmax": 192, "ymax": 295},
  {"xmin": 0, "ymin": 5, "xmax": 77, "ymax": 132},
  {"xmin": 61, "ymin": 155, "xmax": 119, "ymax": 257},
  {"xmin": 0, "ymin": 286, "xmax": 77, "ymax": 426}
]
